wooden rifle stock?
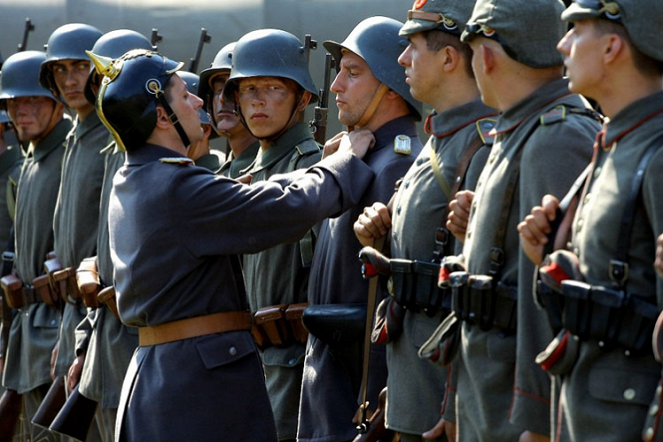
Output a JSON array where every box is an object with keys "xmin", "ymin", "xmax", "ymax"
[
  {"xmin": 312, "ymin": 53, "xmax": 334, "ymax": 145},
  {"xmin": 32, "ymin": 375, "xmax": 66, "ymax": 430},
  {"xmin": 0, "ymin": 388, "xmax": 22, "ymax": 442},
  {"xmin": 353, "ymin": 387, "xmax": 397, "ymax": 442},
  {"xmin": 49, "ymin": 384, "xmax": 97, "ymax": 442}
]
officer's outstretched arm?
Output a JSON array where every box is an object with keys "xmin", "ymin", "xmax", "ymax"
[{"xmin": 354, "ymin": 202, "xmax": 391, "ymax": 248}]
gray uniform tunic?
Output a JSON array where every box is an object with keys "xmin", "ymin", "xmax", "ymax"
[
  {"xmin": 386, "ymin": 100, "xmax": 495, "ymax": 437},
  {"xmin": 75, "ymin": 144, "xmax": 138, "ymax": 411},
  {"xmin": 53, "ymin": 112, "xmax": 107, "ymax": 378},
  {"xmin": 3, "ymin": 118, "xmax": 71, "ymax": 393},
  {"xmin": 298, "ymin": 115, "xmax": 422, "ymax": 442},
  {"xmin": 219, "ymin": 142, "xmax": 260, "ymax": 179},
  {"xmin": 109, "ymin": 143, "xmax": 374, "ymax": 442},
  {"xmin": 459, "ymin": 79, "xmax": 598, "ymax": 440},
  {"xmin": 555, "ymin": 92, "xmax": 663, "ymax": 442},
  {"xmin": 243, "ymin": 123, "xmax": 321, "ymax": 440}
]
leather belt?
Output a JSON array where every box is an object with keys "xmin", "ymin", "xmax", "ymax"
[
  {"xmin": 139, "ymin": 311, "xmax": 253, "ymax": 346},
  {"xmin": 21, "ymin": 285, "xmax": 40, "ymax": 306}
]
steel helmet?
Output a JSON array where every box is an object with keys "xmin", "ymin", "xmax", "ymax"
[
  {"xmin": 0, "ymin": 51, "xmax": 58, "ymax": 111},
  {"xmin": 84, "ymin": 29, "xmax": 155, "ymax": 105},
  {"xmin": 198, "ymin": 42, "xmax": 235, "ymax": 110},
  {"xmin": 222, "ymin": 29, "xmax": 318, "ymax": 105},
  {"xmin": 177, "ymin": 70, "xmax": 210, "ymax": 125},
  {"xmin": 87, "ymin": 49, "xmax": 185, "ymax": 151},
  {"xmin": 39, "ymin": 23, "xmax": 102, "ymax": 98},
  {"xmin": 0, "ymin": 110, "xmax": 9, "ymax": 124},
  {"xmin": 324, "ymin": 17, "xmax": 422, "ymax": 121}
]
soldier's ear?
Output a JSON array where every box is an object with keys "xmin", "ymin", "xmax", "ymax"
[
  {"xmin": 442, "ymin": 45, "xmax": 461, "ymax": 73},
  {"xmin": 154, "ymin": 105, "xmax": 171, "ymax": 129},
  {"xmin": 480, "ymin": 44, "xmax": 496, "ymax": 74},
  {"xmin": 296, "ymin": 91, "xmax": 311, "ymax": 112},
  {"xmin": 603, "ymin": 33, "xmax": 624, "ymax": 65}
]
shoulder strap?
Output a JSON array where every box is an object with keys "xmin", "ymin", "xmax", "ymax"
[{"xmin": 610, "ymin": 133, "xmax": 663, "ymax": 289}]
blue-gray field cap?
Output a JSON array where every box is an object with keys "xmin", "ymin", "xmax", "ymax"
[
  {"xmin": 562, "ymin": 0, "xmax": 663, "ymax": 62},
  {"xmin": 399, "ymin": 0, "xmax": 477, "ymax": 37},
  {"xmin": 461, "ymin": 0, "xmax": 566, "ymax": 68}
]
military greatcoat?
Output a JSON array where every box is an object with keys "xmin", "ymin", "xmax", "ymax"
[
  {"xmin": 109, "ymin": 143, "xmax": 374, "ymax": 442},
  {"xmin": 298, "ymin": 115, "xmax": 422, "ymax": 442},
  {"xmin": 459, "ymin": 79, "xmax": 598, "ymax": 440}
]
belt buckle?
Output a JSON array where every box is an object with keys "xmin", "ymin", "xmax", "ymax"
[{"xmin": 2, "ymin": 251, "xmax": 15, "ymax": 263}]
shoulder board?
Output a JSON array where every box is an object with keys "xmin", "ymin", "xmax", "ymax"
[
  {"xmin": 294, "ymin": 140, "xmax": 322, "ymax": 157},
  {"xmin": 159, "ymin": 157, "xmax": 194, "ymax": 166},
  {"xmin": 393, "ymin": 134, "xmax": 412, "ymax": 155},
  {"xmin": 539, "ymin": 105, "xmax": 568, "ymax": 126},
  {"xmin": 475, "ymin": 118, "xmax": 497, "ymax": 146}
]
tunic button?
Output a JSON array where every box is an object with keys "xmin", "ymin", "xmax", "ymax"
[
  {"xmin": 229, "ymin": 346, "xmax": 237, "ymax": 356},
  {"xmin": 576, "ymin": 219, "xmax": 583, "ymax": 232},
  {"xmin": 584, "ymin": 194, "xmax": 591, "ymax": 204},
  {"xmin": 623, "ymin": 388, "xmax": 636, "ymax": 401},
  {"xmin": 397, "ymin": 206, "xmax": 402, "ymax": 215},
  {"xmin": 645, "ymin": 427, "xmax": 655, "ymax": 441},
  {"xmin": 456, "ymin": 176, "xmax": 461, "ymax": 184},
  {"xmin": 594, "ymin": 166, "xmax": 602, "ymax": 178},
  {"xmin": 657, "ymin": 385, "xmax": 663, "ymax": 397},
  {"xmin": 51, "ymin": 319, "xmax": 57, "ymax": 326},
  {"xmin": 650, "ymin": 404, "xmax": 659, "ymax": 416},
  {"xmin": 417, "ymin": 158, "xmax": 423, "ymax": 166},
  {"xmin": 288, "ymin": 358, "xmax": 297, "ymax": 366}
]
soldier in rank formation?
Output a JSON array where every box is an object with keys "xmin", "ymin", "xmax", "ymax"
[{"xmin": 0, "ymin": 0, "xmax": 662, "ymax": 441}]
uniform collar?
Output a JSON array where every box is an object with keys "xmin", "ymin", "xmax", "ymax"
[
  {"xmin": 425, "ymin": 98, "xmax": 497, "ymax": 138},
  {"xmin": 30, "ymin": 118, "xmax": 73, "ymax": 163},
  {"xmin": 603, "ymin": 91, "xmax": 663, "ymax": 149},
  {"xmin": 125, "ymin": 143, "xmax": 183, "ymax": 166},
  {"xmin": 73, "ymin": 111, "xmax": 103, "ymax": 141},
  {"xmin": 228, "ymin": 141, "xmax": 260, "ymax": 178},
  {"xmin": 252, "ymin": 123, "xmax": 314, "ymax": 171},
  {"xmin": 494, "ymin": 77, "xmax": 572, "ymax": 135},
  {"xmin": 372, "ymin": 115, "xmax": 419, "ymax": 152}
]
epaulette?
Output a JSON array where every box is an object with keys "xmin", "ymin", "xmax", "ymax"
[
  {"xmin": 159, "ymin": 157, "xmax": 194, "ymax": 166},
  {"xmin": 540, "ymin": 105, "xmax": 568, "ymax": 126},
  {"xmin": 294, "ymin": 140, "xmax": 322, "ymax": 156},
  {"xmin": 475, "ymin": 118, "xmax": 497, "ymax": 146},
  {"xmin": 394, "ymin": 134, "xmax": 412, "ymax": 155}
]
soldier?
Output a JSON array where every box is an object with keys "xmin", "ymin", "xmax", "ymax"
[
  {"xmin": 518, "ymin": 1, "xmax": 663, "ymax": 440},
  {"xmin": 0, "ymin": 50, "xmax": 71, "ymax": 442},
  {"xmin": 177, "ymin": 70, "xmax": 220, "ymax": 171},
  {"xmin": 441, "ymin": 0, "xmax": 601, "ymax": 439},
  {"xmin": 297, "ymin": 16, "xmax": 423, "ymax": 442},
  {"xmin": 38, "ymin": 25, "xmax": 105, "ymax": 428},
  {"xmin": 353, "ymin": 2, "xmax": 496, "ymax": 440},
  {"xmin": 221, "ymin": 29, "xmax": 322, "ymax": 441},
  {"xmin": 199, "ymin": 42, "xmax": 259, "ymax": 178},
  {"xmin": 73, "ymin": 29, "xmax": 154, "ymax": 442},
  {"xmin": 86, "ymin": 44, "xmax": 375, "ymax": 441}
]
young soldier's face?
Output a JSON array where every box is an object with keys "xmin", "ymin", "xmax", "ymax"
[
  {"xmin": 6, "ymin": 96, "xmax": 58, "ymax": 142},
  {"xmin": 168, "ymin": 75, "xmax": 205, "ymax": 146},
  {"xmin": 557, "ymin": 20, "xmax": 605, "ymax": 99},
  {"xmin": 331, "ymin": 49, "xmax": 381, "ymax": 127},
  {"xmin": 237, "ymin": 76, "xmax": 298, "ymax": 138},
  {"xmin": 211, "ymin": 72, "xmax": 242, "ymax": 135},
  {"xmin": 51, "ymin": 59, "xmax": 92, "ymax": 111},
  {"xmin": 399, "ymin": 32, "xmax": 445, "ymax": 105}
]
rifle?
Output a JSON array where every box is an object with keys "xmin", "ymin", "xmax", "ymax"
[
  {"xmin": 31, "ymin": 375, "xmax": 66, "ymax": 430},
  {"xmin": 150, "ymin": 28, "xmax": 163, "ymax": 50},
  {"xmin": 188, "ymin": 28, "xmax": 211, "ymax": 74},
  {"xmin": 17, "ymin": 17, "xmax": 35, "ymax": 52},
  {"xmin": 0, "ymin": 389, "xmax": 22, "ymax": 442},
  {"xmin": 49, "ymin": 384, "xmax": 97, "ymax": 442},
  {"xmin": 311, "ymin": 53, "xmax": 334, "ymax": 145}
]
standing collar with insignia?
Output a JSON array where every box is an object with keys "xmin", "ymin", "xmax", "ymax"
[
  {"xmin": 425, "ymin": 98, "xmax": 497, "ymax": 139},
  {"xmin": 602, "ymin": 90, "xmax": 663, "ymax": 149},
  {"xmin": 250, "ymin": 122, "xmax": 315, "ymax": 172},
  {"xmin": 125, "ymin": 143, "xmax": 186, "ymax": 166}
]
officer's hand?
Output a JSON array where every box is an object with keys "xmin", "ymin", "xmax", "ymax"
[
  {"xmin": 447, "ymin": 190, "xmax": 474, "ymax": 243},
  {"xmin": 67, "ymin": 351, "xmax": 85, "ymax": 392},
  {"xmin": 354, "ymin": 202, "xmax": 391, "ymax": 248},
  {"xmin": 519, "ymin": 430, "xmax": 550, "ymax": 442},
  {"xmin": 322, "ymin": 132, "xmax": 346, "ymax": 159},
  {"xmin": 50, "ymin": 340, "xmax": 59, "ymax": 381},
  {"xmin": 518, "ymin": 194, "xmax": 559, "ymax": 266},
  {"xmin": 236, "ymin": 173, "xmax": 253, "ymax": 185},
  {"xmin": 655, "ymin": 234, "xmax": 663, "ymax": 278},
  {"xmin": 339, "ymin": 129, "xmax": 375, "ymax": 160},
  {"xmin": 423, "ymin": 416, "xmax": 456, "ymax": 441}
]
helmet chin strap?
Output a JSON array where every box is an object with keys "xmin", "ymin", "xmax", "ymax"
[
  {"xmin": 155, "ymin": 91, "xmax": 191, "ymax": 149},
  {"xmin": 347, "ymin": 83, "xmax": 389, "ymax": 132}
]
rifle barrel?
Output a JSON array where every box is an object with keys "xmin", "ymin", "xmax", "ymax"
[
  {"xmin": 17, "ymin": 18, "xmax": 34, "ymax": 52},
  {"xmin": 189, "ymin": 28, "xmax": 211, "ymax": 73}
]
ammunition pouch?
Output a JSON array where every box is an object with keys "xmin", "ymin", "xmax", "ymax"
[
  {"xmin": 76, "ymin": 258, "xmax": 100, "ymax": 309},
  {"xmin": 541, "ymin": 280, "xmax": 657, "ymax": 353},
  {"xmin": 52, "ymin": 267, "xmax": 81, "ymax": 305},
  {"xmin": 252, "ymin": 303, "xmax": 309, "ymax": 349},
  {"xmin": 44, "ymin": 256, "xmax": 64, "ymax": 304},
  {"xmin": 97, "ymin": 286, "xmax": 119, "ymax": 319},
  {"xmin": 390, "ymin": 259, "xmax": 451, "ymax": 316},
  {"xmin": 0, "ymin": 274, "xmax": 59, "ymax": 309},
  {"xmin": 449, "ymin": 271, "xmax": 518, "ymax": 333},
  {"xmin": 0, "ymin": 275, "xmax": 23, "ymax": 309},
  {"xmin": 301, "ymin": 303, "xmax": 366, "ymax": 348}
]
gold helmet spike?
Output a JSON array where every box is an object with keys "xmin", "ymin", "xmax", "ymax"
[{"xmin": 85, "ymin": 50, "xmax": 121, "ymax": 81}]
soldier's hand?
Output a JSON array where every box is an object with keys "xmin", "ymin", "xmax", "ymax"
[
  {"xmin": 339, "ymin": 129, "xmax": 375, "ymax": 160},
  {"xmin": 322, "ymin": 131, "xmax": 346, "ymax": 159},
  {"xmin": 236, "ymin": 173, "xmax": 253, "ymax": 184},
  {"xmin": 447, "ymin": 190, "xmax": 474, "ymax": 243},
  {"xmin": 354, "ymin": 202, "xmax": 391, "ymax": 248},
  {"xmin": 67, "ymin": 351, "xmax": 85, "ymax": 392},
  {"xmin": 423, "ymin": 416, "xmax": 456, "ymax": 441},
  {"xmin": 655, "ymin": 234, "xmax": 663, "ymax": 278},
  {"xmin": 519, "ymin": 430, "xmax": 550, "ymax": 442},
  {"xmin": 50, "ymin": 340, "xmax": 59, "ymax": 381},
  {"xmin": 518, "ymin": 194, "xmax": 559, "ymax": 266}
]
